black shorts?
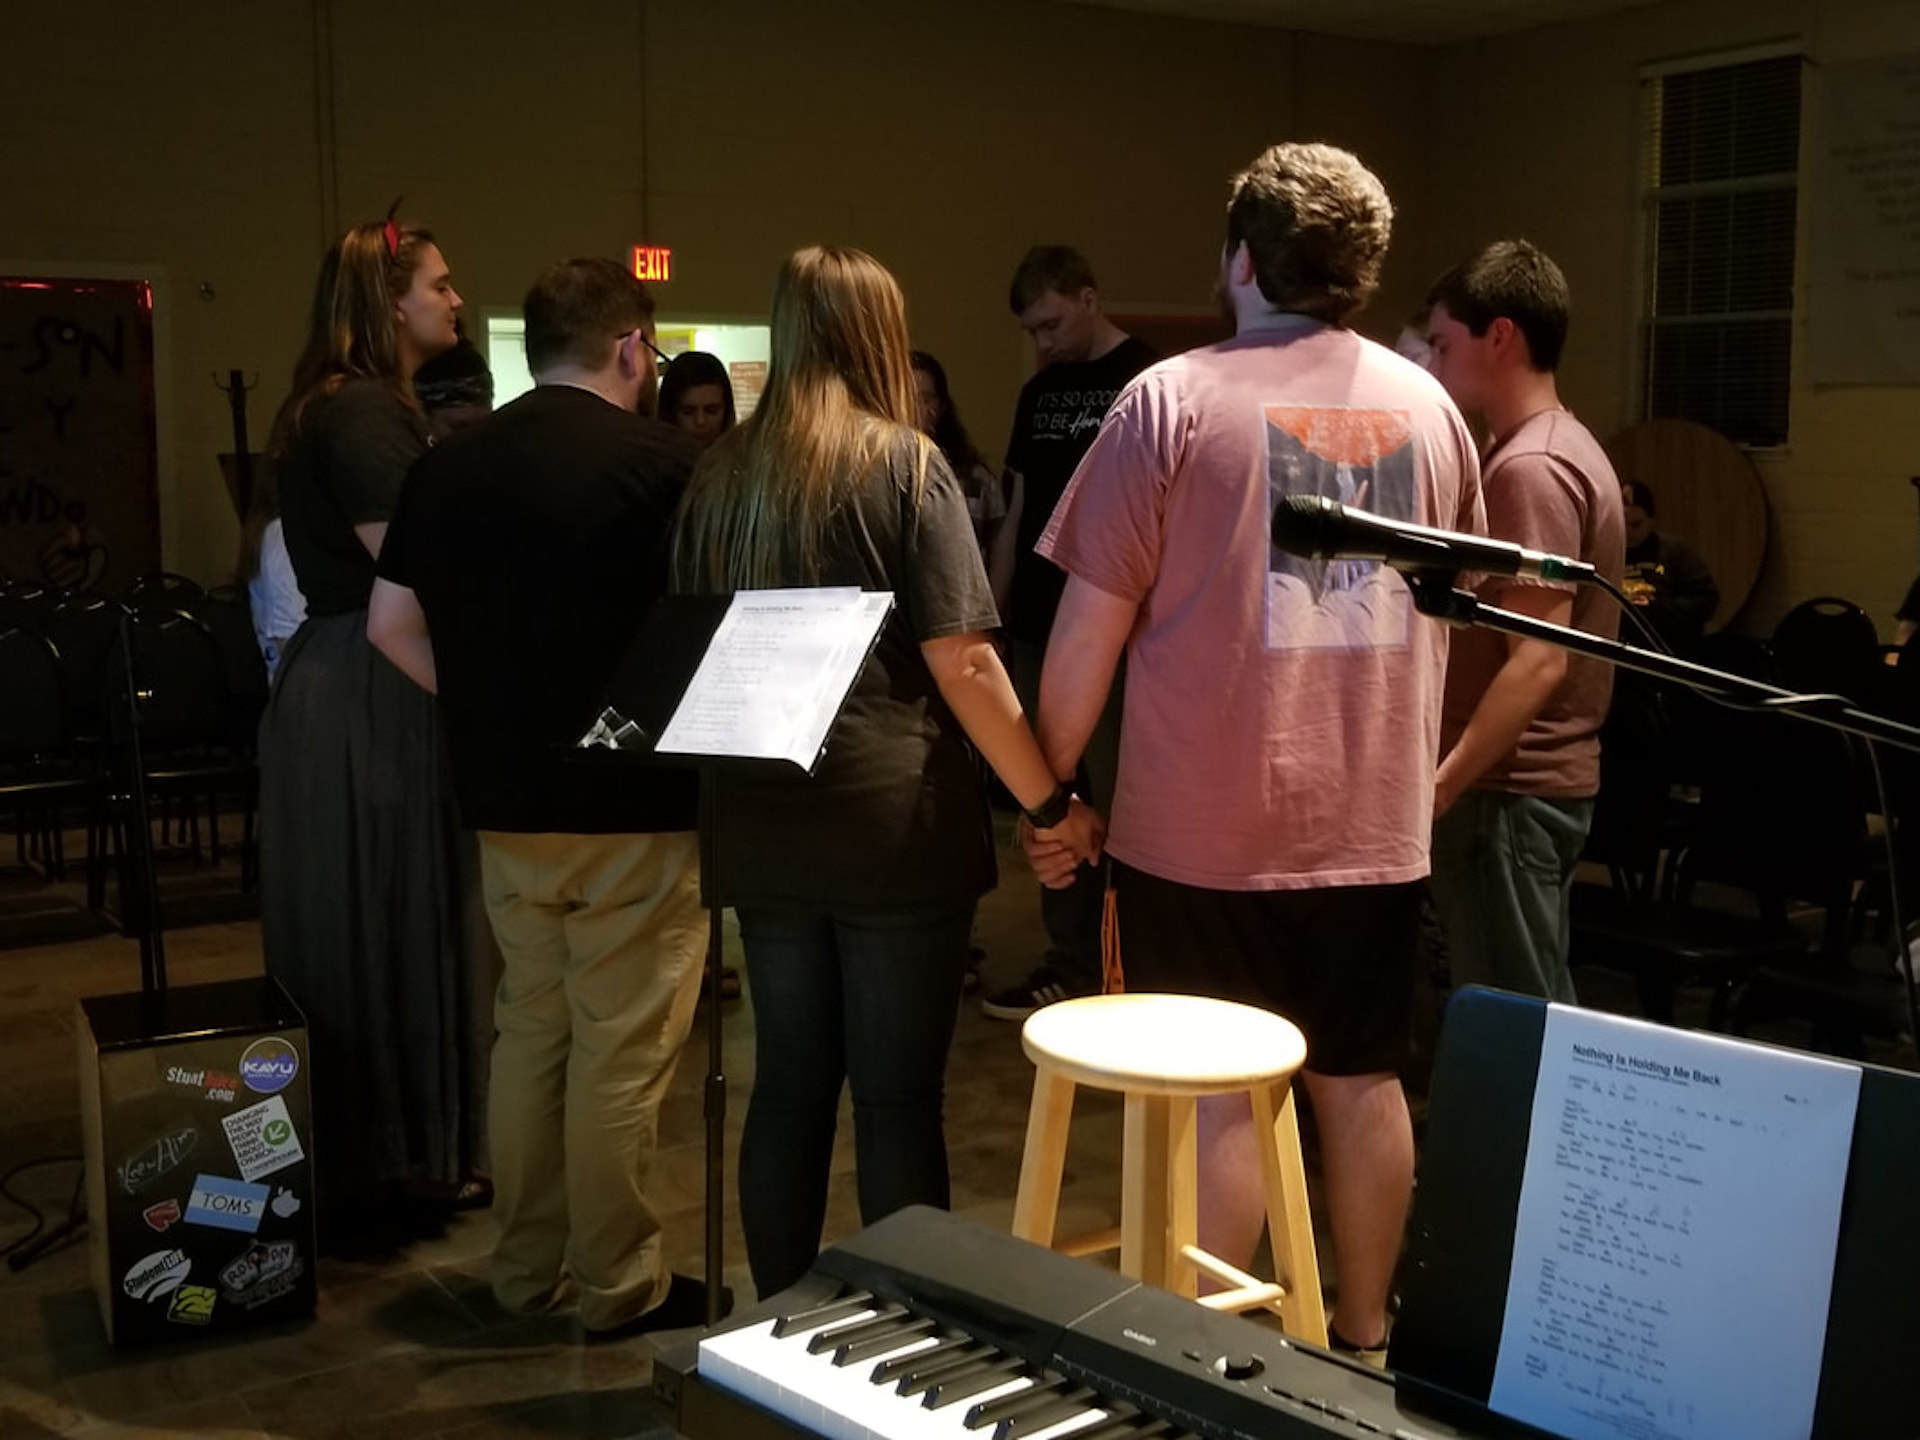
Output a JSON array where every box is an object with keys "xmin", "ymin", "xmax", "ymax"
[{"xmin": 1107, "ymin": 860, "xmax": 1422, "ymax": 1077}]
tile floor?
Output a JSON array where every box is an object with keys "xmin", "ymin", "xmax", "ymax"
[
  {"xmin": 0, "ymin": 824, "xmax": 1152, "ymax": 1440},
  {"xmin": 0, "ymin": 820, "xmax": 1873, "ymax": 1438}
]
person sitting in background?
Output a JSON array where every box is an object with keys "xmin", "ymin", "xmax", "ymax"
[
  {"xmin": 1620, "ymin": 478, "xmax": 1718, "ymax": 652},
  {"xmin": 912, "ymin": 349, "xmax": 1005, "ymax": 557},
  {"xmin": 657, "ymin": 349, "xmax": 735, "ymax": 446},
  {"xmin": 414, "ymin": 327, "xmax": 495, "ymax": 440}
]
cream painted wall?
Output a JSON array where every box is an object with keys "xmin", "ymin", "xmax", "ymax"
[
  {"xmin": 0, "ymin": 0, "xmax": 1432, "ymax": 586},
  {"xmin": 1421, "ymin": 0, "xmax": 1920, "ymax": 631},
  {"xmin": 12, "ymin": 0, "xmax": 1909, "ymax": 632},
  {"xmin": 0, "ymin": 3, "xmax": 320, "ymax": 584}
]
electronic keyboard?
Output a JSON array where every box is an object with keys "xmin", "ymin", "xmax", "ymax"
[{"xmin": 653, "ymin": 1206, "xmax": 1542, "ymax": 1440}]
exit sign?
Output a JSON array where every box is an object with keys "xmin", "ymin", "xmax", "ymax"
[{"xmin": 632, "ymin": 246, "xmax": 673, "ymax": 282}]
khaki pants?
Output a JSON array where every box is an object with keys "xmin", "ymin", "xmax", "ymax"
[{"xmin": 478, "ymin": 830, "xmax": 705, "ymax": 1330}]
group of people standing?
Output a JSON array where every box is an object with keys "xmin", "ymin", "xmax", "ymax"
[
  {"xmin": 253, "ymin": 219, "xmax": 1093, "ymax": 1330},
  {"xmin": 253, "ymin": 135, "xmax": 1628, "ymax": 1351}
]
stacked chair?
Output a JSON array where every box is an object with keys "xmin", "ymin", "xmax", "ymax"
[{"xmin": 0, "ymin": 572, "xmax": 268, "ymax": 943}]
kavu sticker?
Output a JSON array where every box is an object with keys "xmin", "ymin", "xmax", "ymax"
[{"xmin": 238, "ymin": 1036, "xmax": 299, "ymax": 1095}]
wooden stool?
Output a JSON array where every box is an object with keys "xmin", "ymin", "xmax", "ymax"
[{"xmin": 1010, "ymin": 992, "xmax": 1327, "ymax": 1345}]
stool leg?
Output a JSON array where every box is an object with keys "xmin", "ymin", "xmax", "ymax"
[
  {"xmin": 1012, "ymin": 1065, "xmax": 1076, "ymax": 1249},
  {"xmin": 1166, "ymin": 1094, "xmax": 1198, "ymax": 1299},
  {"xmin": 1253, "ymin": 1079, "xmax": 1328, "ymax": 1346},
  {"xmin": 1122, "ymin": 1093, "xmax": 1171, "ymax": 1286}
]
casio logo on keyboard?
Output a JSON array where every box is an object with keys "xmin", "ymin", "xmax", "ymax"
[{"xmin": 1120, "ymin": 1327, "xmax": 1158, "ymax": 1347}]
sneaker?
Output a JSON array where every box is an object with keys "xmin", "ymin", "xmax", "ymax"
[{"xmin": 980, "ymin": 965, "xmax": 1080, "ymax": 1021}]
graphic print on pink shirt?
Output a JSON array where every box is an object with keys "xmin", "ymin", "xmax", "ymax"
[{"xmin": 1263, "ymin": 405, "xmax": 1417, "ymax": 654}]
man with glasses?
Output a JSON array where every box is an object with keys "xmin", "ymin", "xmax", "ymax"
[{"xmin": 369, "ymin": 257, "xmax": 721, "ymax": 1337}]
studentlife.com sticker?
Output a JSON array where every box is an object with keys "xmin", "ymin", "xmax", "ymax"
[{"xmin": 220, "ymin": 1096, "xmax": 304, "ymax": 1182}]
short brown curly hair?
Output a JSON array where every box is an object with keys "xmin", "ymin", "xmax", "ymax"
[{"xmin": 1225, "ymin": 143, "xmax": 1392, "ymax": 324}]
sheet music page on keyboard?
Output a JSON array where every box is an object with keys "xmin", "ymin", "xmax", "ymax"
[{"xmin": 1488, "ymin": 1006, "xmax": 1859, "ymax": 1440}]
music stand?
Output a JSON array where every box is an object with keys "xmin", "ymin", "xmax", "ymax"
[
  {"xmin": 1395, "ymin": 987, "xmax": 1920, "ymax": 1440},
  {"xmin": 597, "ymin": 589, "xmax": 893, "ymax": 1324}
]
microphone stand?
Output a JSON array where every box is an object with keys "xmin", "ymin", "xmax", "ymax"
[
  {"xmin": 1404, "ymin": 571, "xmax": 1920, "ymax": 754},
  {"xmin": 1403, "ymin": 568, "xmax": 1920, "ymax": 1057}
]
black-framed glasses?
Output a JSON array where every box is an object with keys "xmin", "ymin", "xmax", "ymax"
[{"xmin": 630, "ymin": 330, "xmax": 673, "ymax": 367}]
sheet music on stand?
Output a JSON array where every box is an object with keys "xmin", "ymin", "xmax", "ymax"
[
  {"xmin": 660, "ymin": 588, "xmax": 891, "ymax": 770},
  {"xmin": 573, "ymin": 586, "xmax": 893, "ymax": 1327},
  {"xmin": 580, "ymin": 587, "xmax": 891, "ymax": 773},
  {"xmin": 1489, "ymin": 1007, "xmax": 1859, "ymax": 1440}
]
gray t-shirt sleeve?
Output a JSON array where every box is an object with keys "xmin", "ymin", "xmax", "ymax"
[
  {"xmin": 326, "ymin": 381, "xmax": 428, "ymax": 526},
  {"xmin": 903, "ymin": 447, "xmax": 1001, "ymax": 641}
]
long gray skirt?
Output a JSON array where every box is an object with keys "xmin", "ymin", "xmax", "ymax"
[{"xmin": 258, "ymin": 609, "xmax": 493, "ymax": 1210}]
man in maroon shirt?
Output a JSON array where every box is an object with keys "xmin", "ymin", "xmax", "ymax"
[{"xmin": 1424, "ymin": 240, "xmax": 1625, "ymax": 1004}]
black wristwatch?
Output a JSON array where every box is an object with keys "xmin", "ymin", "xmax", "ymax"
[{"xmin": 1023, "ymin": 783, "xmax": 1073, "ymax": 830}]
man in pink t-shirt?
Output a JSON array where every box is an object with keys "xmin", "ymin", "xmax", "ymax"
[
  {"xmin": 1026, "ymin": 142, "xmax": 1482, "ymax": 1359},
  {"xmin": 1424, "ymin": 241, "xmax": 1625, "ymax": 1005}
]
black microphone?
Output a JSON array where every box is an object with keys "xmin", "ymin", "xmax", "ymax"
[{"xmin": 1270, "ymin": 494, "xmax": 1595, "ymax": 582}]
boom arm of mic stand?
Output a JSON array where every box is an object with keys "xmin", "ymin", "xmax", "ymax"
[
  {"xmin": 1406, "ymin": 568, "xmax": 1920, "ymax": 1061},
  {"xmin": 1403, "ymin": 571, "xmax": 1920, "ymax": 755}
]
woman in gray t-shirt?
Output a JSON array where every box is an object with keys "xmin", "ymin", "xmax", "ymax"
[{"xmin": 673, "ymin": 246, "xmax": 1100, "ymax": 1297}]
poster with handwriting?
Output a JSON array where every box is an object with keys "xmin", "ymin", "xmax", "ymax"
[
  {"xmin": 1808, "ymin": 54, "xmax": 1920, "ymax": 385},
  {"xmin": 0, "ymin": 277, "xmax": 161, "ymax": 592},
  {"xmin": 1490, "ymin": 1006, "xmax": 1859, "ymax": 1440}
]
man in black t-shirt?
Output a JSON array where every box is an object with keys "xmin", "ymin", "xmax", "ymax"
[
  {"xmin": 982, "ymin": 246, "xmax": 1156, "ymax": 1020},
  {"xmin": 369, "ymin": 258, "xmax": 718, "ymax": 1337}
]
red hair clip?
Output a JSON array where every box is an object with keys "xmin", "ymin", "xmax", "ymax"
[{"xmin": 382, "ymin": 196, "xmax": 405, "ymax": 259}]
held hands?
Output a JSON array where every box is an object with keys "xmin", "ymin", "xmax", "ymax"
[{"xmin": 1020, "ymin": 796, "xmax": 1106, "ymax": 889}]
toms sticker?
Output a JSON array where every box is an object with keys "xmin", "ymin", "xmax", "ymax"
[
  {"xmin": 123, "ymin": 1248, "xmax": 191, "ymax": 1302},
  {"xmin": 142, "ymin": 1198, "xmax": 182, "ymax": 1232},
  {"xmin": 219, "ymin": 1239, "xmax": 304, "ymax": 1309},
  {"xmin": 116, "ymin": 1125, "xmax": 198, "ymax": 1196},
  {"xmin": 221, "ymin": 1095, "xmax": 304, "ymax": 1182},
  {"xmin": 238, "ymin": 1036, "xmax": 299, "ymax": 1095},
  {"xmin": 167, "ymin": 1284, "xmax": 217, "ymax": 1325},
  {"xmin": 184, "ymin": 1173, "xmax": 270, "ymax": 1233}
]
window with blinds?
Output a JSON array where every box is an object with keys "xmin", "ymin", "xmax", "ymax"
[{"xmin": 1640, "ymin": 51, "xmax": 1802, "ymax": 448}]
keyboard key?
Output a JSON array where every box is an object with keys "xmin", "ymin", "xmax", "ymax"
[
  {"xmin": 772, "ymin": 1290, "xmax": 874, "ymax": 1339},
  {"xmin": 837, "ymin": 1316, "xmax": 939, "ymax": 1366}
]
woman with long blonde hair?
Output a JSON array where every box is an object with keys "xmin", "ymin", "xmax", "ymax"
[
  {"xmin": 675, "ymin": 246, "xmax": 1100, "ymax": 1295},
  {"xmin": 258, "ymin": 216, "xmax": 491, "ymax": 1250}
]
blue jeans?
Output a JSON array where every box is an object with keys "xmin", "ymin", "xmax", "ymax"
[
  {"xmin": 1429, "ymin": 791, "xmax": 1593, "ymax": 1004},
  {"xmin": 735, "ymin": 901, "xmax": 972, "ymax": 1296}
]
